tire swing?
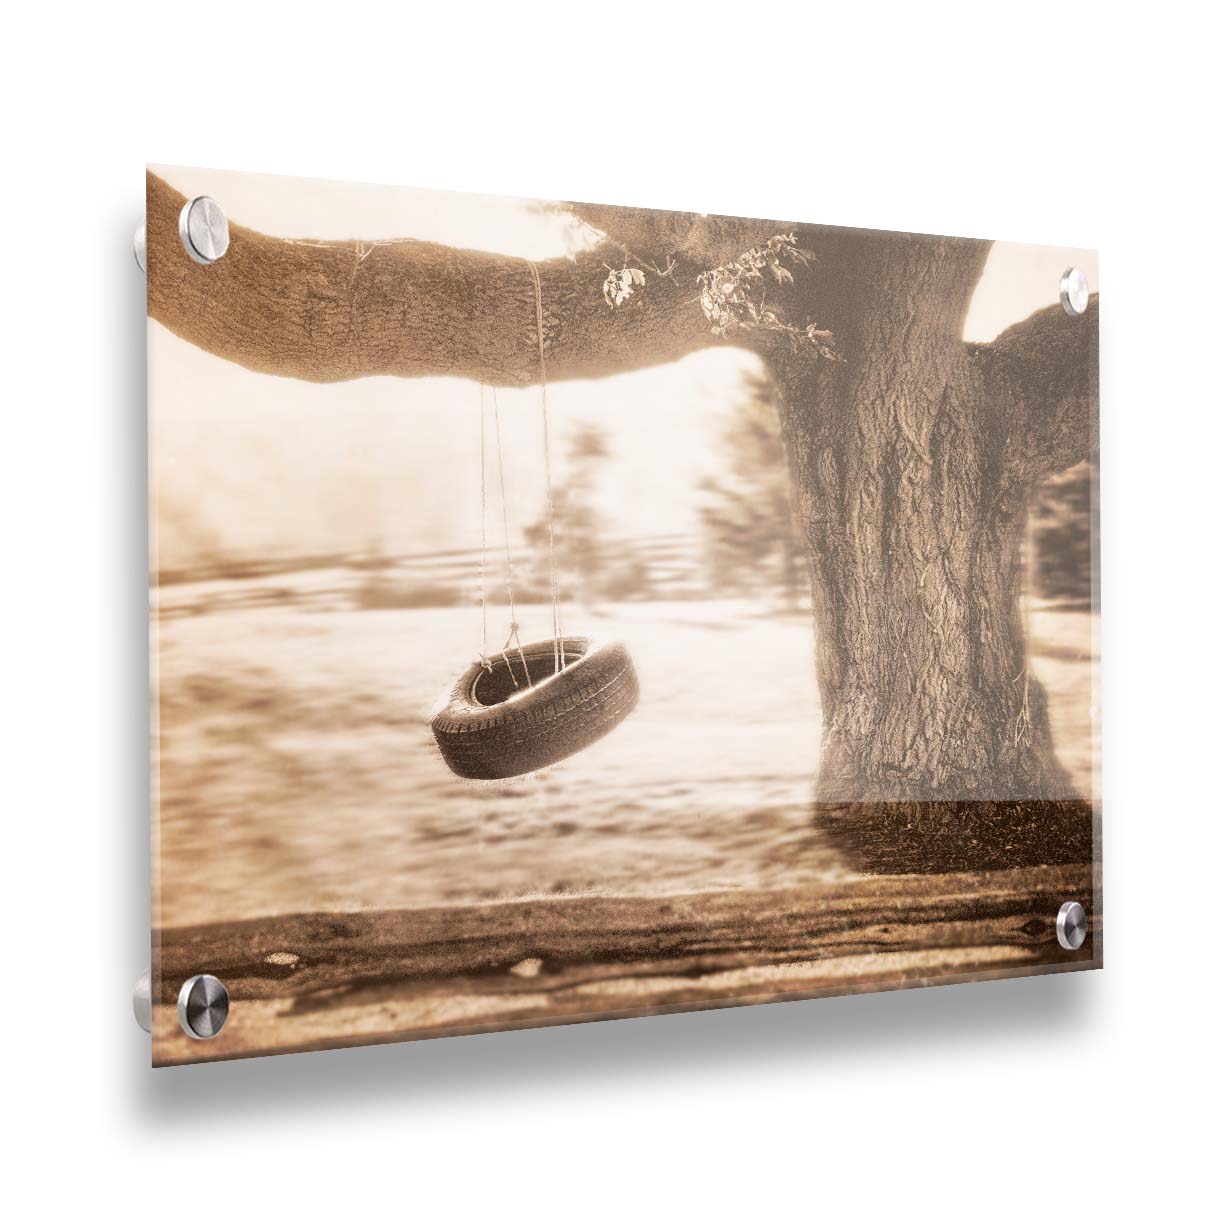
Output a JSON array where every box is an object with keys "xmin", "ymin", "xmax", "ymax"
[{"xmin": 431, "ymin": 263, "xmax": 639, "ymax": 781}]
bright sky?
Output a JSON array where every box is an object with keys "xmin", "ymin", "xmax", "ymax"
[{"xmin": 149, "ymin": 165, "xmax": 1098, "ymax": 569}]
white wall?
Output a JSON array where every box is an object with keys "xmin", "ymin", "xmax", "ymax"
[{"xmin": 4, "ymin": 3, "xmax": 1218, "ymax": 1218}]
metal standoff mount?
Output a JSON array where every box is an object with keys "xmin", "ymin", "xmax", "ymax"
[
  {"xmin": 1056, "ymin": 900, "xmax": 1088, "ymax": 951},
  {"xmin": 177, "ymin": 974, "xmax": 231, "ymax": 1039},
  {"xmin": 132, "ymin": 969, "xmax": 152, "ymax": 1033},
  {"xmin": 178, "ymin": 195, "xmax": 230, "ymax": 265},
  {"xmin": 1060, "ymin": 266, "xmax": 1089, "ymax": 316},
  {"xmin": 133, "ymin": 970, "xmax": 231, "ymax": 1038},
  {"xmin": 133, "ymin": 221, "xmax": 146, "ymax": 273}
]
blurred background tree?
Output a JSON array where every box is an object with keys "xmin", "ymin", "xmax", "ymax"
[
  {"xmin": 526, "ymin": 422, "xmax": 659, "ymax": 604},
  {"xmin": 1032, "ymin": 455, "xmax": 1098, "ymax": 608},
  {"xmin": 700, "ymin": 373, "xmax": 807, "ymax": 607}
]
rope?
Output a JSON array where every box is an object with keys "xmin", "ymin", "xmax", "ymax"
[
  {"xmin": 528, "ymin": 261, "xmax": 563, "ymax": 674},
  {"xmin": 472, "ymin": 267, "xmax": 564, "ymax": 689},
  {"xmin": 478, "ymin": 384, "xmax": 490, "ymax": 670},
  {"xmin": 490, "ymin": 386, "xmax": 531, "ymax": 688}
]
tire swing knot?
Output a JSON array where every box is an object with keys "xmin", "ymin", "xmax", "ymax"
[{"xmin": 430, "ymin": 261, "xmax": 640, "ymax": 780}]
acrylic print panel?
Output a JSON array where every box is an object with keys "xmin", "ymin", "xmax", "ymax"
[{"xmin": 146, "ymin": 165, "xmax": 1100, "ymax": 1065}]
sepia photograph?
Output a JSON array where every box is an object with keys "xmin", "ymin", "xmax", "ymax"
[{"xmin": 145, "ymin": 164, "xmax": 1100, "ymax": 1065}]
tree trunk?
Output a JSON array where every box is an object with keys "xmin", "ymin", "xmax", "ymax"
[{"xmin": 766, "ymin": 229, "xmax": 1093, "ymax": 872}]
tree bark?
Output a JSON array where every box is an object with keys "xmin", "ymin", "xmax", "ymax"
[
  {"xmin": 765, "ymin": 229, "xmax": 1097, "ymax": 871},
  {"xmin": 146, "ymin": 172, "xmax": 1098, "ymax": 872}
]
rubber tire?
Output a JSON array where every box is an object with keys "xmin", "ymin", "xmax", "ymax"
[{"xmin": 431, "ymin": 636, "xmax": 639, "ymax": 780}]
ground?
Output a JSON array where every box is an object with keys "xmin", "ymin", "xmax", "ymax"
[{"xmin": 150, "ymin": 583, "xmax": 1099, "ymax": 1063}]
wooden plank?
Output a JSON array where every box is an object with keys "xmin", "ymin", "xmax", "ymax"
[{"xmin": 151, "ymin": 864, "xmax": 1098, "ymax": 1065}]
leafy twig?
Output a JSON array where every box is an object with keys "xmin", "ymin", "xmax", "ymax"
[
  {"xmin": 698, "ymin": 233, "xmax": 840, "ymax": 359},
  {"xmin": 602, "ymin": 264, "xmax": 646, "ymax": 308}
]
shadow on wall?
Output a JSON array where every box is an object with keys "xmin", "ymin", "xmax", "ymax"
[{"xmin": 128, "ymin": 966, "xmax": 1099, "ymax": 1122}]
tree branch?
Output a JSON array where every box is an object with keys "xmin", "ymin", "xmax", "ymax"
[
  {"xmin": 146, "ymin": 171, "xmax": 749, "ymax": 386},
  {"xmin": 976, "ymin": 296, "xmax": 1099, "ymax": 478}
]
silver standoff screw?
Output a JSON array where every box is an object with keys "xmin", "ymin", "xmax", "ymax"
[
  {"xmin": 178, "ymin": 196, "xmax": 230, "ymax": 265},
  {"xmin": 1060, "ymin": 266, "xmax": 1089, "ymax": 316},
  {"xmin": 133, "ymin": 221, "xmax": 147, "ymax": 273},
  {"xmin": 132, "ymin": 968, "xmax": 152, "ymax": 1033},
  {"xmin": 177, "ymin": 974, "xmax": 230, "ymax": 1040},
  {"xmin": 1056, "ymin": 900, "xmax": 1088, "ymax": 951}
]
